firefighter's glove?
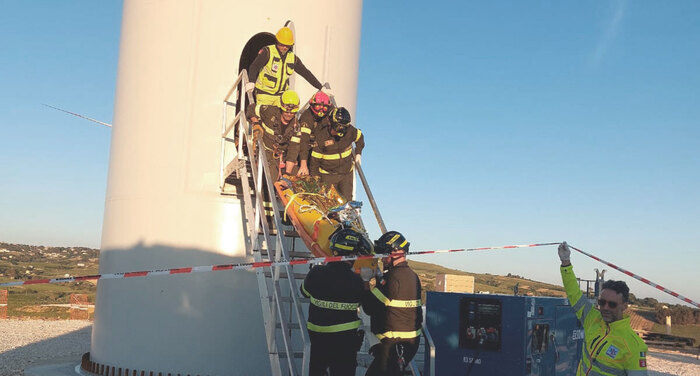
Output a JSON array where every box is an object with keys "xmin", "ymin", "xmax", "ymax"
[
  {"xmin": 245, "ymin": 82, "xmax": 255, "ymax": 93},
  {"xmin": 558, "ymin": 241, "xmax": 571, "ymax": 263},
  {"xmin": 360, "ymin": 267, "xmax": 375, "ymax": 282},
  {"xmin": 354, "ymin": 154, "xmax": 362, "ymax": 166},
  {"xmin": 321, "ymin": 85, "xmax": 334, "ymax": 97},
  {"xmin": 252, "ymin": 123, "xmax": 263, "ymax": 139}
]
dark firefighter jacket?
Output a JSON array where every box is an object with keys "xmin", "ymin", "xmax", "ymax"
[
  {"xmin": 362, "ymin": 261, "xmax": 423, "ymax": 340},
  {"xmin": 300, "ymin": 262, "xmax": 365, "ymax": 334},
  {"xmin": 308, "ymin": 123, "xmax": 364, "ymax": 175},
  {"xmin": 245, "ymin": 103, "xmax": 301, "ymax": 162},
  {"xmin": 562, "ymin": 265, "xmax": 648, "ymax": 375},
  {"xmin": 296, "ymin": 107, "xmax": 334, "ymax": 162}
]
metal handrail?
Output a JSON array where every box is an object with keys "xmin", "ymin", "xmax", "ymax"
[
  {"xmin": 220, "ymin": 69, "xmax": 310, "ymax": 376},
  {"xmin": 221, "ymin": 74, "xmax": 393, "ymax": 374},
  {"xmin": 322, "ymin": 84, "xmax": 388, "ymax": 233},
  {"xmin": 423, "ymin": 323, "xmax": 436, "ymax": 376}
]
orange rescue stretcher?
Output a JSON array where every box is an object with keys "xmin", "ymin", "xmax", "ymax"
[{"xmin": 274, "ymin": 176, "xmax": 378, "ymax": 273}]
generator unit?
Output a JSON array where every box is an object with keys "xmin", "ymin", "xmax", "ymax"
[{"xmin": 424, "ymin": 292, "xmax": 583, "ymax": 375}]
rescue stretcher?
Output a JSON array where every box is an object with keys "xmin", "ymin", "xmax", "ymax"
[{"xmin": 274, "ymin": 175, "xmax": 378, "ymax": 273}]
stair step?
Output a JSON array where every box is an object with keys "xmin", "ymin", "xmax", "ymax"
[
  {"xmin": 277, "ymin": 296, "xmax": 310, "ymax": 304},
  {"xmin": 276, "ymin": 352, "xmax": 305, "ymax": 359},
  {"xmin": 275, "ymin": 322, "xmax": 302, "ymax": 329},
  {"xmin": 263, "ymin": 271, "xmax": 307, "ymax": 280},
  {"xmin": 283, "ymin": 230, "xmax": 300, "ymax": 237},
  {"xmin": 258, "ymin": 249, "xmax": 313, "ymax": 259}
]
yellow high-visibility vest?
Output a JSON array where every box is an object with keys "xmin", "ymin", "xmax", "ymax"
[{"xmin": 255, "ymin": 46, "xmax": 295, "ymax": 95}]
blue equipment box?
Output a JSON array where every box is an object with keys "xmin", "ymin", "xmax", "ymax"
[{"xmin": 424, "ymin": 292, "xmax": 583, "ymax": 375}]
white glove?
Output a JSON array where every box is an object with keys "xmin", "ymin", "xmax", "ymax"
[
  {"xmin": 245, "ymin": 82, "xmax": 255, "ymax": 93},
  {"xmin": 354, "ymin": 154, "xmax": 361, "ymax": 166},
  {"xmin": 360, "ymin": 267, "xmax": 374, "ymax": 282},
  {"xmin": 558, "ymin": 241, "xmax": 571, "ymax": 263},
  {"xmin": 321, "ymin": 86, "xmax": 334, "ymax": 97}
]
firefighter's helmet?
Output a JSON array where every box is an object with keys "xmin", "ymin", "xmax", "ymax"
[
  {"xmin": 374, "ymin": 231, "xmax": 410, "ymax": 254},
  {"xmin": 310, "ymin": 92, "xmax": 331, "ymax": 118},
  {"xmin": 329, "ymin": 228, "xmax": 373, "ymax": 256},
  {"xmin": 330, "ymin": 107, "xmax": 351, "ymax": 125},
  {"xmin": 280, "ymin": 90, "xmax": 300, "ymax": 113}
]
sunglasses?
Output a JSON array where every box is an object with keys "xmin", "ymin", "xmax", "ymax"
[{"xmin": 597, "ymin": 299, "xmax": 619, "ymax": 309}]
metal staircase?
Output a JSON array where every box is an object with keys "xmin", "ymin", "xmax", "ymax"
[
  {"xmin": 219, "ymin": 70, "xmax": 427, "ymax": 375},
  {"xmin": 220, "ymin": 70, "xmax": 311, "ymax": 376}
]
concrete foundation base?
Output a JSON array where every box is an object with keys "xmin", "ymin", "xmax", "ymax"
[{"xmin": 23, "ymin": 356, "xmax": 84, "ymax": 376}]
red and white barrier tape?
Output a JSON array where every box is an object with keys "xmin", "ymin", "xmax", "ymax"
[
  {"xmin": 0, "ymin": 242, "xmax": 555, "ymax": 288},
  {"xmin": 568, "ymin": 244, "xmax": 699, "ymax": 308},
  {"xmin": 1, "ymin": 241, "xmax": 696, "ymax": 308}
]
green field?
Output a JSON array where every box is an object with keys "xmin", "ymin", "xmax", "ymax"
[
  {"xmin": 2, "ymin": 240, "xmax": 697, "ymax": 344},
  {"xmin": 1, "ymin": 242, "xmax": 98, "ymax": 319}
]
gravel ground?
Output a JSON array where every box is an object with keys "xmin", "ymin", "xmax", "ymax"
[
  {"xmin": 0, "ymin": 320, "xmax": 91, "ymax": 376},
  {"xmin": 0, "ymin": 320, "xmax": 698, "ymax": 375}
]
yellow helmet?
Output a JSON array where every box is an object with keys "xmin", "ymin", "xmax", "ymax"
[
  {"xmin": 275, "ymin": 27, "xmax": 294, "ymax": 46},
  {"xmin": 280, "ymin": 90, "xmax": 300, "ymax": 113}
]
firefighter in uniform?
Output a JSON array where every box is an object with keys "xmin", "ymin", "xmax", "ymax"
[
  {"xmin": 295, "ymin": 91, "xmax": 334, "ymax": 176},
  {"xmin": 246, "ymin": 90, "xmax": 302, "ymax": 218},
  {"xmin": 300, "ymin": 228, "xmax": 373, "ymax": 376},
  {"xmin": 559, "ymin": 242, "xmax": 649, "ymax": 375},
  {"xmin": 308, "ymin": 107, "xmax": 364, "ymax": 202},
  {"xmin": 246, "ymin": 26, "xmax": 328, "ymax": 106},
  {"xmin": 362, "ymin": 231, "xmax": 423, "ymax": 376}
]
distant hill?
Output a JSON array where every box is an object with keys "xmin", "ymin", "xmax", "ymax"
[
  {"xmin": 0, "ymin": 241, "xmax": 100, "ymax": 319},
  {"xmin": 0, "ymin": 241, "xmax": 99, "ymax": 280},
  {"xmin": 408, "ymin": 259, "xmax": 566, "ymax": 300},
  {"xmin": 0, "ymin": 241, "xmax": 692, "ymax": 323}
]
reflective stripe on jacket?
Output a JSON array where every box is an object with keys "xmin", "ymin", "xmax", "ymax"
[
  {"xmin": 297, "ymin": 108, "xmax": 334, "ymax": 161},
  {"xmin": 301, "ymin": 262, "xmax": 365, "ymax": 334},
  {"xmin": 561, "ymin": 265, "xmax": 648, "ymax": 375},
  {"xmin": 245, "ymin": 103, "xmax": 301, "ymax": 161},
  {"xmin": 255, "ymin": 45, "xmax": 294, "ymax": 95},
  {"xmin": 308, "ymin": 125, "xmax": 364, "ymax": 175},
  {"xmin": 362, "ymin": 261, "xmax": 423, "ymax": 340}
]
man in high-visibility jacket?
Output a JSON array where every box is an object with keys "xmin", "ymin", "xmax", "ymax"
[
  {"xmin": 307, "ymin": 107, "xmax": 364, "ymax": 202},
  {"xmin": 246, "ymin": 26, "xmax": 328, "ymax": 106},
  {"xmin": 559, "ymin": 242, "xmax": 649, "ymax": 375},
  {"xmin": 362, "ymin": 231, "xmax": 422, "ymax": 376},
  {"xmin": 300, "ymin": 228, "xmax": 373, "ymax": 376}
]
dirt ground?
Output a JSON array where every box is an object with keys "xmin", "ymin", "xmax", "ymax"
[
  {"xmin": 647, "ymin": 347, "xmax": 700, "ymax": 376},
  {"xmin": 0, "ymin": 320, "xmax": 698, "ymax": 375}
]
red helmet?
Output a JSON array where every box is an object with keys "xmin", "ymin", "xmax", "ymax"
[{"xmin": 310, "ymin": 92, "xmax": 331, "ymax": 118}]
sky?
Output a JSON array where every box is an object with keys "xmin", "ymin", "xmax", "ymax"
[{"xmin": 0, "ymin": 1, "xmax": 698, "ymax": 307}]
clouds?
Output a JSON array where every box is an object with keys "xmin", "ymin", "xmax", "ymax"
[{"xmin": 591, "ymin": 0, "xmax": 627, "ymax": 66}]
